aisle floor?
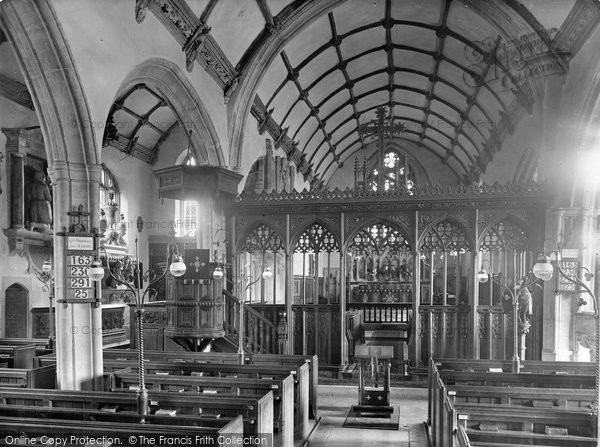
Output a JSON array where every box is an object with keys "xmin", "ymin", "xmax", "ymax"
[{"xmin": 306, "ymin": 385, "xmax": 428, "ymax": 447}]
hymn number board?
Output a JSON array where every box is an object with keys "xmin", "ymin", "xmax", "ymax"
[
  {"xmin": 66, "ymin": 236, "xmax": 96, "ymax": 301},
  {"xmin": 559, "ymin": 259, "xmax": 579, "ymax": 292}
]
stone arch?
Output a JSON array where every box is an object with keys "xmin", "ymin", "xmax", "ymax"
[
  {"xmin": 0, "ymin": 0, "xmax": 103, "ymax": 390},
  {"xmin": 0, "ymin": 0, "xmax": 101, "ymax": 211},
  {"xmin": 113, "ymin": 58, "xmax": 225, "ymax": 167}
]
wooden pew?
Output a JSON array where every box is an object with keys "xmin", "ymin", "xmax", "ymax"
[
  {"xmin": 0, "ymin": 415, "xmax": 244, "ymax": 446},
  {"xmin": 0, "ymin": 338, "xmax": 51, "ymax": 356},
  {"xmin": 0, "ymin": 343, "xmax": 36, "ymax": 368},
  {"xmin": 434, "ymin": 358, "xmax": 596, "ymax": 375},
  {"xmin": 449, "ymin": 385, "xmax": 592, "ymax": 409},
  {"xmin": 454, "ymin": 404, "xmax": 593, "ymax": 437},
  {"xmin": 439, "ymin": 369, "xmax": 596, "ymax": 389},
  {"xmin": 99, "ymin": 349, "xmax": 320, "ymax": 419},
  {"xmin": 428, "ymin": 359, "xmax": 598, "ymax": 447},
  {"xmin": 110, "ymin": 368, "xmax": 294, "ymax": 447},
  {"xmin": 104, "ymin": 359, "xmax": 309, "ymax": 441},
  {"xmin": 0, "ymin": 364, "xmax": 55, "ymax": 388},
  {"xmin": 463, "ymin": 427, "xmax": 597, "ymax": 446},
  {"xmin": 0, "ymin": 387, "xmax": 270, "ymax": 443}
]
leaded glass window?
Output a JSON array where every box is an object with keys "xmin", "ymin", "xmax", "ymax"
[{"xmin": 368, "ymin": 150, "xmax": 415, "ymax": 192}]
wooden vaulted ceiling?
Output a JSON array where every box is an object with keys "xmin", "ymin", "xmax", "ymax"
[
  {"xmin": 257, "ymin": 0, "xmax": 537, "ymax": 183},
  {"xmin": 132, "ymin": 0, "xmax": 599, "ymax": 185},
  {"xmin": 103, "ymin": 84, "xmax": 179, "ymax": 164}
]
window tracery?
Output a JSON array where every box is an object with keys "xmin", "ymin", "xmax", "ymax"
[{"xmin": 367, "ymin": 150, "xmax": 415, "ymax": 193}]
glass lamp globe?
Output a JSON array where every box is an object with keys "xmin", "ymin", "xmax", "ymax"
[
  {"xmin": 262, "ymin": 267, "xmax": 273, "ymax": 279},
  {"xmin": 88, "ymin": 259, "xmax": 105, "ymax": 281},
  {"xmin": 169, "ymin": 256, "xmax": 187, "ymax": 277},
  {"xmin": 212, "ymin": 266, "xmax": 224, "ymax": 280},
  {"xmin": 533, "ymin": 255, "xmax": 553, "ymax": 281},
  {"xmin": 42, "ymin": 260, "xmax": 52, "ymax": 273},
  {"xmin": 476, "ymin": 269, "xmax": 489, "ymax": 283}
]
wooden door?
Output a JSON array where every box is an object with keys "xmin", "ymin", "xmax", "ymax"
[{"xmin": 5, "ymin": 284, "xmax": 28, "ymax": 337}]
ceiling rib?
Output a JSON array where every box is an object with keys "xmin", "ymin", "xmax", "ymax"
[
  {"xmin": 268, "ymin": 25, "xmax": 518, "ymax": 176},
  {"xmin": 255, "ymin": 0, "xmax": 276, "ymax": 31},
  {"xmin": 0, "ymin": 73, "xmax": 34, "ymax": 110},
  {"xmin": 104, "ymin": 84, "xmax": 179, "ymax": 165},
  {"xmin": 260, "ymin": 0, "xmax": 555, "ymax": 179},
  {"xmin": 279, "ymin": 51, "xmax": 339, "ymax": 167}
]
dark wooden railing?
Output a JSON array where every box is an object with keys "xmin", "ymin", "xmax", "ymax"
[
  {"xmin": 223, "ymin": 291, "xmax": 284, "ymax": 354},
  {"xmin": 348, "ymin": 303, "xmax": 412, "ymax": 324}
]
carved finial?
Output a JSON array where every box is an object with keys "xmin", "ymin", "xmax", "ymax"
[{"xmin": 135, "ymin": 0, "xmax": 151, "ymax": 24}]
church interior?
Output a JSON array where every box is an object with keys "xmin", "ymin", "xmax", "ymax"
[{"xmin": 1, "ymin": 0, "xmax": 600, "ymax": 445}]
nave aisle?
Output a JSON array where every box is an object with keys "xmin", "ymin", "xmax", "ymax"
[{"xmin": 306, "ymin": 386, "xmax": 428, "ymax": 447}]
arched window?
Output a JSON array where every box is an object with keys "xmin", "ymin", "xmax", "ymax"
[
  {"xmin": 174, "ymin": 153, "xmax": 199, "ymax": 237},
  {"xmin": 100, "ymin": 164, "xmax": 119, "ymax": 209},
  {"xmin": 368, "ymin": 150, "xmax": 416, "ymax": 192}
]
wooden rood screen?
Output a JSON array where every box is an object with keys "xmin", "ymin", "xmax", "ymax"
[{"xmin": 427, "ymin": 358, "xmax": 597, "ymax": 447}]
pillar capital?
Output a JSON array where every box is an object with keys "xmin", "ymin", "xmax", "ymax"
[{"xmin": 48, "ymin": 160, "xmax": 102, "ymax": 185}]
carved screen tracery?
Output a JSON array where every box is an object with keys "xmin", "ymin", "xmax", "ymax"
[
  {"xmin": 348, "ymin": 223, "xmax": 411, "ymax": 256},
  {"xmin": 240, "ymin": 224, "xmax": 285, "ymax": 254},
  {"xmin": 295, "ymin": 223, "xmax": 339, "ymax": 254},
  {"xmin": 480, "ymin": 220, "xmax": 528, "ymax": 252},
  {"xmin": 239, "ymin": 224, "xmax": 284, "ymax": 304},
  {"xmin": 478, "ymin": 220, "xmax": 531, "ymax": 306},
  {"xmin": 420, "ymin": 221, "xmax": 470, "ymax": 253},
  {"xmin": 420, "ymin": 220, "xmax": 471, "ymax": 306},
  {"xmin": 346, "ymin": 223, "xmax": 413, "ymax": 305},
  {"xmin": 293, "ymin": 223, "xmax": 340, "ymax": 305}
]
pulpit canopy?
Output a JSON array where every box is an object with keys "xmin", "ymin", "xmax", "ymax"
[{"xmin": 153, "ymin": 165, "xmax": 242, "ymax": 201}]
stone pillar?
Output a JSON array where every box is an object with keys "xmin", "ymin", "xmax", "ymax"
[
  {"xmin": 541, "ymin": 209, "xmax": 563, "ymax": 360},
  {"xmin": 49, "ymin": 161, "xmax": 103, "ymax": 390}
]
